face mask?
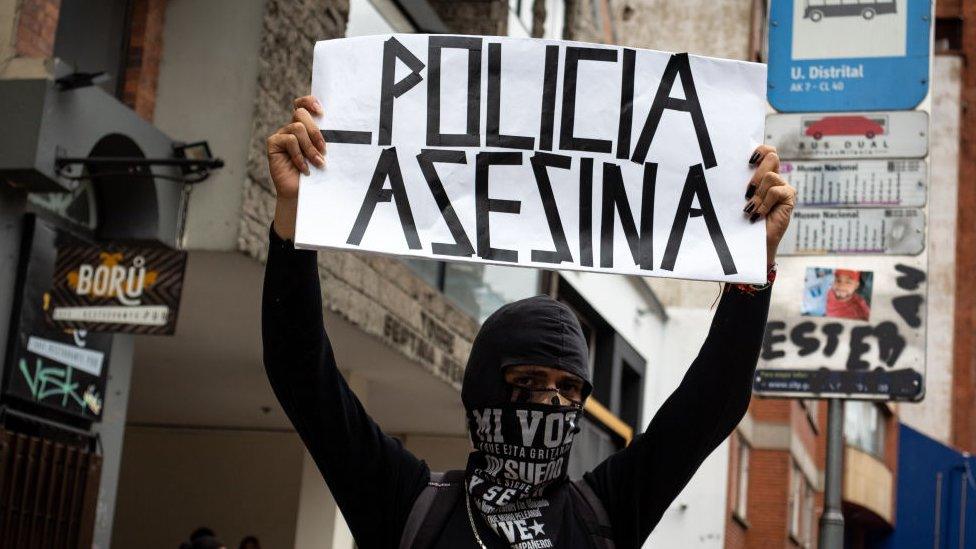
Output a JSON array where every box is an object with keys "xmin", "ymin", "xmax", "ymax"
[
  {"xmin": 460, "ymin": 295, "xmax": 591, "ymax": 547},
  {"xmin": 464, "ymin": 402, "xmax": 581, "ymax": 546}
]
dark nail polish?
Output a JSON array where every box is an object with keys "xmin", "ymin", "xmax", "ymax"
[
  {"xmin": 750, "ymin": 213, "xmax": 760, "ymax": 224},
  {"xmin": 744, "ymin": 202, "xmax": 756, "ymax": 214},
  {"xmin": 748, "ymin": 152, "xmax": 760, "ymax": 165},
  {"xmin": 745, "ymin": 185, "xmax": 756, "ymax": 199}
]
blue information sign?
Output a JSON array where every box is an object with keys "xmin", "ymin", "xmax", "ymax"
[{"xmin": 767, "ymin": 0, "xmax": 931, "ymax": 112}]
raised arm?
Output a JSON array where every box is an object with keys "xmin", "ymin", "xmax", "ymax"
[
  {"xmin": 584, "ymin": 145, "xmax": 795, "ymax": 547},
  {"xmin": 262, "ymin": 96, "xmax": 428, "ymax": 547},
  {"xmin": 583, "ymin": 284, "xmax": 771, "ymax": 547}
]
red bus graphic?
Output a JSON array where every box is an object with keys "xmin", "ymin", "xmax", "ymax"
[{"xmin": 802, "ymin": 115, "xmax": 887, "ymax": 140}]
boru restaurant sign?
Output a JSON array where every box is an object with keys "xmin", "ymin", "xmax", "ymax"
[{"xmin": 50, "ymin": 243, "xmax": 188, "ymax": 335}]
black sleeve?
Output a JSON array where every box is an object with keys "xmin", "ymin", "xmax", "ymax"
[
  {"xmin": 262, "ymin": 225, "xmax": 429, "ymax": 548},
  {"xmin": 583, "ymin": 285, "xmax": 771, "ymax": 548}
]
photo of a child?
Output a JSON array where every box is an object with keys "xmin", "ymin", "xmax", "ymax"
[{"xmin": 801, "ymin": 267, "xmax": 873, "ymax": 321}]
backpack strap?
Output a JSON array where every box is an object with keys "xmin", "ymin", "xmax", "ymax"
[
  {"xmin": 399, "ymin": 470, "xmax": 465, "ymax": 549},
  {"xmin": 570, "ymin": 478, "xmax": 616, "ymax": 549}
]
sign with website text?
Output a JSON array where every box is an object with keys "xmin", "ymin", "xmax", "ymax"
[
  {"xmin": 767, "ymin": 0, "xmax": 932, "ymax": 112},
  {"xmin": 50, "ymin": 244, "xmax": 187, "ymax": 335},
  {"xmin": 754, "ymin": 256, "xmax": 926, "ymax": 400},
  {"xmin": 296, "ymin": 34, "xmax": 770, "ymax": 284}
]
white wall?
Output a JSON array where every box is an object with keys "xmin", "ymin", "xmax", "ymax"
[
  {"xmin": 559, "ymin": 271, "xmax": 667, "ymax": 379},
  {"xmin": 154, "ymin": 0, "xmax": 266, "ymax": 251},
  {"xmin": 293, "ymin": 450, "xmax": 355, "ymax": 549},
  {"xmin": 643, "ymin": 306, "xmax": 729, "ymax": 548},
  {"xmin": 899, "ymin": 55, "xmax": 962, "ymax": 443}
]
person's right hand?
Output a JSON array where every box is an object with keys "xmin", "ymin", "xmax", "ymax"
[{"xmin": 267, "ymin": 95, "xmax": 327, "ymax": 239}]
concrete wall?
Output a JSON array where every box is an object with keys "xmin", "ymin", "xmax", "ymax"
[
  {"xmin": 112, "ymin": 426, "xmax": 305, "ymax": 549},
  {"xmin": 563, "ymin": 0, "xmax": 755, "ymax": 59},
  {"xmin": 610, "ymin": 0, "xmax": 754, "ymax": 60},
  {"xmin": 899, "ymin": 55, "xmax": 962, "ymax": 444},
  {"xmin": 237, "ymin": 0, "xmax": 485, "ymax": 399},
  {"xmin": 428, "ymin": 0, "xmax": 509, "ymax": 35},
  {"xmin": 153, "ymin": 0, "xmax": 266, "ymax": 251}
]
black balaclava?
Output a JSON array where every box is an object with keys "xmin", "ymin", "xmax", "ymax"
[{"xmin": 461, "ymin": 295, "xmax": 591, "ymax": 547}]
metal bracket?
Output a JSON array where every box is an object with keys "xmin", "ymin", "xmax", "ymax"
[{"xmin": 54, "ymin": 155, "xmax": 225, "ymax": 185}]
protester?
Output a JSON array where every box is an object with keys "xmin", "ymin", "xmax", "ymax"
[{"xmin": 262, "ymin": 96, "xmax": 796, "ymax": 547}]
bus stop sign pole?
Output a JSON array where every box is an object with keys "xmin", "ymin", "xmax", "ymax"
[{"xmin": 819, "ymin": 398, "xmax": 845, "ymax": 548}]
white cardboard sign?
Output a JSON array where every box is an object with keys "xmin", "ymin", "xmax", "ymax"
[{"xmin": 296, "ymin": 34, "xmax": 769, "ymax": 283}]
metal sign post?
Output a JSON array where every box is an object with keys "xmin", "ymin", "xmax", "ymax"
[
  {"xmin": 819, "ymin": 399, "xmax": 845, "ymax": 549},
  {"xmin": 763, "ymin": 2, "xmax": 935, "ymax": 546}
]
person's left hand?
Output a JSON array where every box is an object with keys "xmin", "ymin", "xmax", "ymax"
[{"xmin": 744, "ymin": 145, "xmax": 796, "ymax": 267}]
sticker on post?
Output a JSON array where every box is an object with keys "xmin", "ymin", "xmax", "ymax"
[
  {"xmin": 777, "ymin": 207, "xmax": 925, "ymax": 256},
  {"xmin": 781, "ymin": 159, "xmax": 927, "ymax": 208},
  {"xmin": 755, "ymin": 257, "xmax": 926, "ymax": 400},
  {"xmin": 765, "ymin": 111, "xmax": 929, "ymax": 160}
]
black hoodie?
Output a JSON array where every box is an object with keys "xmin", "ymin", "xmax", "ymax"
[
  {"xmin": 461, "ymin": 294, "xmax": 592, "ymax": 410},
  {"xmin": 262, "ymin": 227, "xmax": 771, "ymax": 548}
]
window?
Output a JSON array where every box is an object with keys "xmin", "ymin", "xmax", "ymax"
[
  {"xmin": 443, "ymin": 262, "xmax": 540, "ymax": 323},
  {"xmin": 732, "ymin": 434, "xmax": 750, "ymax": 520},
  {"xmin": 844, "ymin": 401, "xmax": 886, "ymax": 458},
  {"xmin": 788, "ymin": 461, "xmax": 814, "ymax": 548},
  {"xmin": 403, "ymin": 259, "xmax": 542, "ymax": 324}
]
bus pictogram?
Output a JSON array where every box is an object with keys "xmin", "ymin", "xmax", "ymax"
[{"xmin": 803, "ymin": 0, "xmax": 898, "ymax": 22}]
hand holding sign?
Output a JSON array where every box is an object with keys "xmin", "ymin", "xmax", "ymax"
[
  {"xmin": 268, "ymin": 96, "xmax": 327, "ymax": 240},
  {"xmin": 744, "ymin": 145, "xmax": 795, "ymax": 266}
]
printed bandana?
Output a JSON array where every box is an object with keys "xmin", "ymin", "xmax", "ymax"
[{"xmin": 465, "ymin": 402, "xmax": 581, "ymax": 548}]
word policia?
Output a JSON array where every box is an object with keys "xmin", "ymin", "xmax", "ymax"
[{"xmin": 321, "ymin": 36, "xmax": 738, "ymax": 275}]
